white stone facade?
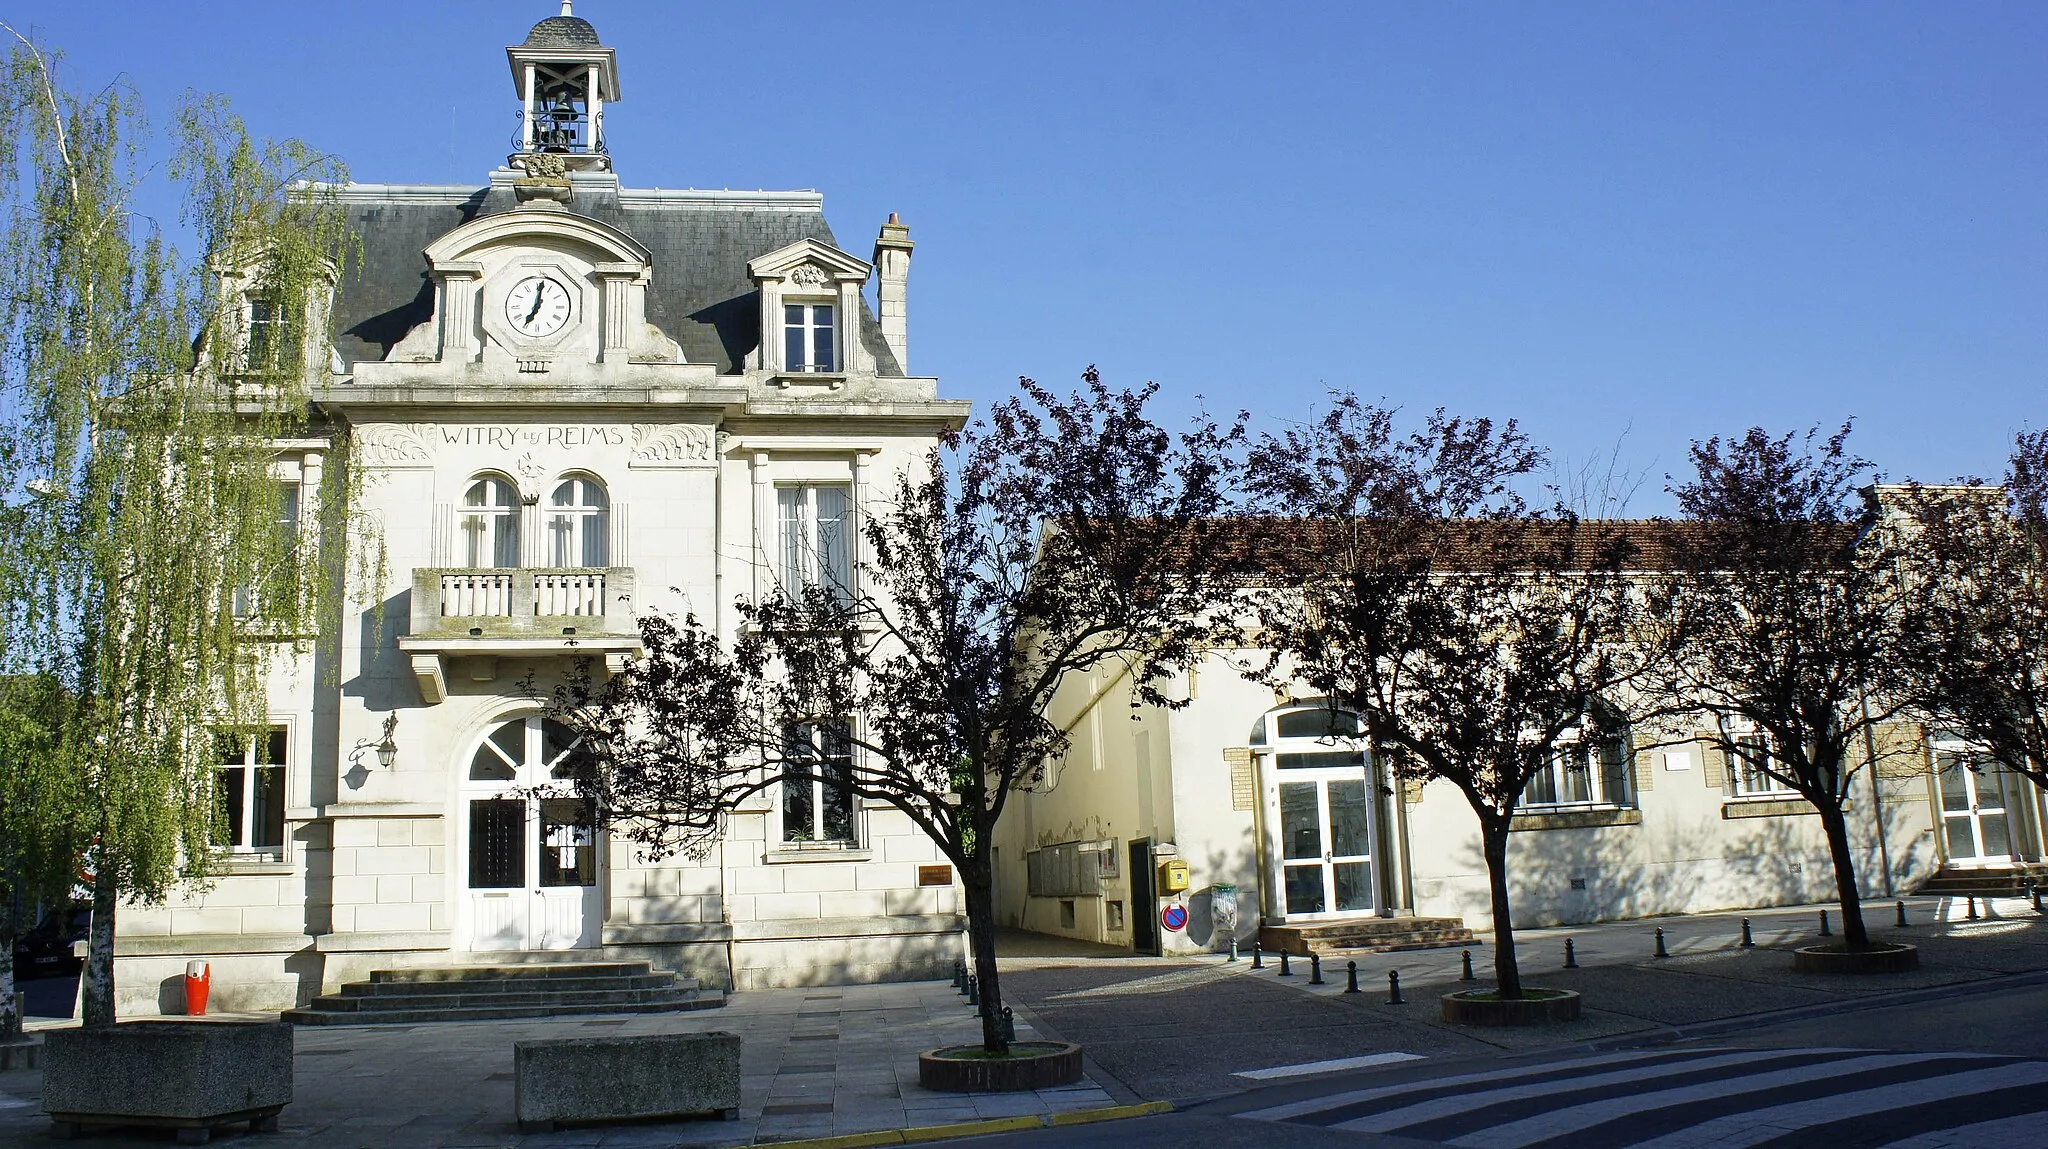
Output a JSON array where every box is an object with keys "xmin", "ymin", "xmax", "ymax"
[{"xmin": 106, "ymin": 10, "xmax": 969, "ymax": 1015}]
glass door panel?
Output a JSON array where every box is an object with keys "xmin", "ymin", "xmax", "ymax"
[{"xmin": 1267, "ymin": 772, "xmax": 1378, "ymax": 920}]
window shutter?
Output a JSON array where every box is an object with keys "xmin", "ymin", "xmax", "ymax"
[
  {"xmin": 1224, "ymin": 747, "xmax": 1254, "ymax": 811},
  {"xmin": 1699, "ymin": 735, "xmax": 1726, "ymax": 789}
]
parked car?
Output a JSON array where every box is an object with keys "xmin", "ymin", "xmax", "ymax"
[{"xmin": 12, "ymin": 901, "xmax": 89, "ymax": 978}]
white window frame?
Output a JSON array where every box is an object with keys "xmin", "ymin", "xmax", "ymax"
[
  {"xmin": 216, "ymin": 727, "xmax": 289, "ymax": 857},
  {"xmin": 232, "ymin": 480, "xmax": 303, "ymax": 618},
  {"xmin": 782, "ymin": 301, "xmax": 837, "ymax": 372},
  {"xmin": 778, "ymin": 721, "xmax": 859, "ymax": 847},
  {"xmin": 244, "ymin": 295, "xmax": 291, "ymax": 373},
  {"xmin": 777, "ymin": 482, "xmax": 853, "ymax": 600},
  {"xmin": 546, "ymin": 474, "xmax": 609, "ymax": 568},
  {"xmin": 1521, "ymin": 726, "xmax": 1632, "ymax": 810},
  {"xmin": 462, "ymin": 475, "xmax": 524, "ymax": 569},
  {"xmin": 1728, "ymin": 728, "xmax": 1799, "ymax": 799}
]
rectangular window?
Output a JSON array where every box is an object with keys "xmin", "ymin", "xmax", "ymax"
[
  {"xmin": 233, "ymin": 482, "xmax": 302, "ymax": 618},
  {"xmin": 247, "ymin": 298, "xmax": 290, "ymax": 372},
  {"xmin": 783, "ymin": 303, "xmax": 835, "ymax": 372},
  {"xmin": 216, "ymin": 728, "xmax": 288, "ymax": 854},
  {"xmin": 777, "ymin": 483, "xmax": 852, "ymax": 600},
  {"xmin": 1730, "ymin": 733, "xmax": 1797, "ymax": 798},
  {"xmin": 1521, "ymin": 737, "xmax": 1631, "ymax": 809},
  {"xmin": 781, "ymin": 721, "xmax": 855, "ymax": 844}
]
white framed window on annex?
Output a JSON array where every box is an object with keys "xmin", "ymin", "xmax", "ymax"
[
  {"xmin": 776, "ymin": 481, "xmax": 854, "ymax": 602},
  {"xmin": 460, "ymin": 472, "xmax": 525, "ymax": 569},
  {"xmin": 1723, "ymin": 721, "xmax": 1800, "ymax": 800},
  {"xmin": 545, "ymin": 472, "xmax": 611, "ymax": 568},
  {"xmin": 1521, "ymin": 705, "xmax": 1635, "ymax": 811}
]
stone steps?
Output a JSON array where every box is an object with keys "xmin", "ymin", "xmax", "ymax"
[
  {"xmin": 1914, "ymin": 863, "xmax": 2048, "ymax": 897},
  {"xmin": 282, "ymin": 961, "xmax": 725, "ymax": 1026},
  {"xmin": 1259, "ymin": 916, "xmax": 1480, "ymax": 957}
]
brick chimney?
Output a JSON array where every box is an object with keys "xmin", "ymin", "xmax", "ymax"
[{"xmin": 872, "ymin": 213, "xmax": 914, "ymax": 373}]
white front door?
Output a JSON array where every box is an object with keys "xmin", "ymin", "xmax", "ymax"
[
  {"xmin": 463, "ymin": 716, "xmax": 602, "ymax": 951},
  {"xmin": 1268, "ymin": 771, "xmax": 1378, "ymax": 919},
  {"xmin": 1936, "ymin": 747, "xmax": 2014, "ymax": 864}
]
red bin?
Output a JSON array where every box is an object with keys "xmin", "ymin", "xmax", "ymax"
[{"xmin": 184, "ymin": 959, "xmax": 210, "ymax": 1016}]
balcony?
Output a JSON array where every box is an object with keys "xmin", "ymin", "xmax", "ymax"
[{"xmin": 397, "ymin": 567, "xmax": 643, "ymax": 704}]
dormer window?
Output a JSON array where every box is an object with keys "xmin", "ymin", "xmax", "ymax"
[
  {"xmin": 245, "ymin": 297, "xmax": 291, "ymax": 373},
  {"xmin": 784, "ymin": 303, "xmax": 836, "ymax": 373}
]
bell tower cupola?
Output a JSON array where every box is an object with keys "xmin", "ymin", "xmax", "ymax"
[{"xmin": 507, "ymin": 2, "xmax": 620, "ymax": 175}]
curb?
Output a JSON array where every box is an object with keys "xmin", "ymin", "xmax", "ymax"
[{"xmin": 760, "ymin": 1101, "xmax": 1174, "ymax": 1148}]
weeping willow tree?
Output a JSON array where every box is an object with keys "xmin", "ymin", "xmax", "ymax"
[{"xmin": 0, "ymin": 30, "xmax": 356, "ymax": 1027}]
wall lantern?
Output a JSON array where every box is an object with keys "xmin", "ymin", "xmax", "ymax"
[{"xmin": 374, "ymin": 713, "xmax": 399, "ymax": 770}]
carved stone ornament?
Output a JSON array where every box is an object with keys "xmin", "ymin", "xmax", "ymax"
[
  {"xmin": 521, "ymin": 153, "xmax": 570, "ymax": 180},
  {"xmin": 517, "ymin": 452, "xmax": 547, "ymax": 480},
  {"xmin": 788, "ymin": 263, "xmax": 829, "ymax": 288},
  {"xmin": 630, "ymin": 424, "xmax": 717, "ymax": 468},
  {"xmin": 357, "ymin": 423, "xmax": 434, "ymax": 468}
]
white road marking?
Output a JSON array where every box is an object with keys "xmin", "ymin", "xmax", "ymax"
[
  {"xmin": 1234, "ymin": 1051, "xmax": 1426, "ymax": 1080},
  {"xmin": 1239, "ymin": 1048, "xmax": 1740, "ymax": 1123},
  {"xmin": 1626, "ymin": 1060, "xmax": 2048, "ymax": 1149}
]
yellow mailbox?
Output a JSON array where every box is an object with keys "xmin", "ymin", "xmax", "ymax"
[{"xmin": 1158, "ymin": 858, "xmax": 1190, "ymax": 894}]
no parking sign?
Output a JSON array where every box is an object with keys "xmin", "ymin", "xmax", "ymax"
[{"xmin": 1160, "ymin": 903, "xmax": 1188, "ymax": 932}]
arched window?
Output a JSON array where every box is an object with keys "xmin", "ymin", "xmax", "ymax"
[
  {"xmin": 1251, "ymin": 703, "xmax": 1367, "ymax": 769},
  {"xmin": 462, "ymin": 475, "xmax": 521, "ymax": 568},
  {"xmin": 547, "ymin": 475, "xmax": 608, "ymax": 568}
]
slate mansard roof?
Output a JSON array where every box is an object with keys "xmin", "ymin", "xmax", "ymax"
[{"xmin": 327, "ymin": 182, "xmax": 903, "ymax": 376}]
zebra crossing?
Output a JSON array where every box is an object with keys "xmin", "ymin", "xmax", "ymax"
[{"xmin": 1236, "ymin": 1045, "xmax": 2048, "ymax": 1148}]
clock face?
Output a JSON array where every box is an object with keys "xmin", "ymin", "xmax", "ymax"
[{"xmin": 504, "ymin": 275, "xmax": 572, "ymax": 338}]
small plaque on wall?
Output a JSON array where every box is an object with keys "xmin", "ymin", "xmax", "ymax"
[{"xmin": 918, "ymin": 865, "xmax": 953, "ymax": 887}]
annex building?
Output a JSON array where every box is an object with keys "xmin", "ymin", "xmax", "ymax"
[{"xmin": 112, "ymin": 6, "xmax": 968, "ymax": 1015}]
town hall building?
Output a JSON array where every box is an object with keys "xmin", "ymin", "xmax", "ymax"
[{"xmin": 109, "ymin": 5, "xmax": 969, "ymax": 1015}]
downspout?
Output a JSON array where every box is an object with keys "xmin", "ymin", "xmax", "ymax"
[{"xmin": 1860, "ymin": 694, "xmax": 1894, "ymax": 897}]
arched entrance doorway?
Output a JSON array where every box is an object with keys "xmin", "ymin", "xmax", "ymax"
[
  {"xmin": 1254, "ymin": 703, "xmax": 1384, "ymax": 922},
  {"xmin": 459, "ymin": 715, "xmax": 602, "ymax": 951}
]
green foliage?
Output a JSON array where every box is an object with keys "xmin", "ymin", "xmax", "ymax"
[{"xmin": 0, "ymin": 28, "xmax": 360, "ymax": 1020}]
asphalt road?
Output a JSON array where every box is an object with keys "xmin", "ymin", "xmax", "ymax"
[{"xmin": 956, "ymin": 975, "xmax": 2048, "ymax": 1148}]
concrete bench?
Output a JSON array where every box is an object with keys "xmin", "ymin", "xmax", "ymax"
[{"xmin": 514, "ymin": 1030, "xmax": 741, "ymax": 1133}]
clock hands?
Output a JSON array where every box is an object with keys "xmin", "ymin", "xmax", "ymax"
[{"xmin": 524, "ymin": 283, "xmax": 546, "ymax": 325}]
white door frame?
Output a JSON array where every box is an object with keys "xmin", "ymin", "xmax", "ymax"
[
  {"xmin": 458, "ymin": 715, "xmax": 603, "ymax": 951},
  {"xmin": 1261, "ymin": 760, "xmax": 1380, "ymax": 922},
  {"xmin": 1934, "ymin": 741, "xmax": 2015, "ymax": 866}
]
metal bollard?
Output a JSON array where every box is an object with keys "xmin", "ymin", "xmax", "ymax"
[
  {"xmin": 1654, "ymin": 926, "xmax": 1669, "ymax": 959},
  {"xmin": 1460, "ymin": 949, "xmax": 1475, "ymax": 982},
  {"xmin": 965, "ymin": 976, "xmax": 978, "ymax": 1006},
  {"xmin": 1387, "ymin": 970, "xmax": 1404, "ymax": 1005},
  {"xmin": 951, "ymin": 961, "xmax": 965, "ymax": 990},
  {"xmin": 1564, "ymin": 938, "xmax": 1579, "ymax": 969},
  {"xmin": 1309, "ymin": 953, "xmax": 1325, "ymax": 985},
  {"xmin": 1819, "ymin": 909, "xmax": 1832, "ymax": 937},
  {"xmin": 1896, "ymin": 900, "xmax": 1908, "ymax": 928},
  {"xmin": 2034, "ymin": 887, "xmax": 2043, "ymax": 915},
  {"xmin": 1967, "ymin": 896, "xmax": 1980, "ymax": 921},
  {"xmin": 999, "ymin": 1006, "xmax": 1017, "ymax": 1044},
  {"xmin": 1279, "ymin": 951, "xmax": 1294, "ymax": 977},
  {"xmin": 1740, "ymin": 918, "xmax": 1755, "ymax": 948},
  {"xmin": 1345, "ymin": 960, "xmax": 1361, "ymax": 994},
  {"xmin": 1227, "ymin": 938, "xmax": 1239, "ymax": 963},
  {"xmin": 1251, "ymin": 941, "xmax": 1264, "ymax": 970}
]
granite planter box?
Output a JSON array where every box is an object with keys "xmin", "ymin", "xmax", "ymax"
[
  {"xmin": 42, "ymin": 1020, "xmax": 293, "ymax": 1143},
  {"xmin": 514, "ymin": 1031, "xmax": 741, "ymax": 1133}
]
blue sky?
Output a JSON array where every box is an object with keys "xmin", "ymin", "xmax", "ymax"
[{"xmin": 13, "ymin": 1, "xmax": 2045, "ymax": 510}]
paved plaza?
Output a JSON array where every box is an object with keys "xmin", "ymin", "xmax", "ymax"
[{"xmin": 2, "ymin": 894, "xmax": 2045, "ymax": 1146}]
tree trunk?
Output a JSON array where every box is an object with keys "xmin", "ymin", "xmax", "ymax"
[
  {"xmin": 1481, "ymin": 824, "xmax": 1522, "ymax": 998},
  {"xmin": 961, "ymin": 861, "xmax": 1009, "ymax": 1055},
  {"xmin": 0, "ymin": 939, "xmax": 18, "ymax": 1041},
  {"xmin": 1815, "ymin": 800, "xmax": 1870, "ymax": 949},
  {"xmin": 81, "ymin": 862, "xmax": 117, "ymax": 1028}
]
